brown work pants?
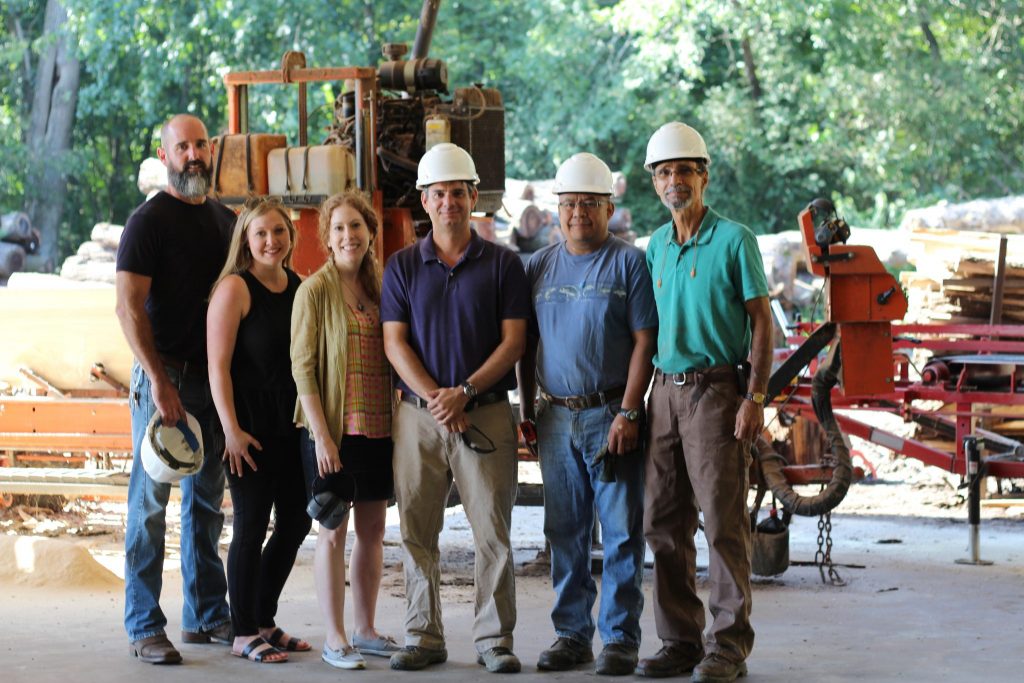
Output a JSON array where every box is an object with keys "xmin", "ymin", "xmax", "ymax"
[{"xmin": 643, "ymin": 372, "xmax": 754, "ymax": 662}]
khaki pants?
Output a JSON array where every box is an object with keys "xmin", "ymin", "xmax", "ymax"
[
  {"xmin": 393, "ymin": 400, "xmax": 519, "ymax": 653},
  {"xmin": 643, "ymin": 373, "xmax": 754, "ymax": 662}
]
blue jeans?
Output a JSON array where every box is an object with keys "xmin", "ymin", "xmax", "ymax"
[
  {"xmin": 124, "ymin": 362, "xmax": 230, "ymax": 642},
  {"xmin": 537, "ymin": 400, "xmax": 645, "ymax": 648}
]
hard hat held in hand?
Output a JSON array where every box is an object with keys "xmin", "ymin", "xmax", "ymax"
[
  {"xmin": 141, "ymin": 411, "xmax": 205, "ymax": 483},
  {"xmin": 553, "ymin": 153, "xmax": 614, "ymax": 195},
  {"xmin": 645, "ymin": 122, "xmax": 710, "ymax": 171},
  {"xmin": 416, "ymin": 142, "xmax": 480, "ymax": 189}
]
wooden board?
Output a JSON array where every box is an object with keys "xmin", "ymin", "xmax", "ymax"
[{"xmin": 0, "ymin": 285, "xmax": 133, "ymax": 391}]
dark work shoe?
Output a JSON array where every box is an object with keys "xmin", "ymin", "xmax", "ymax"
[
  {"xmin": 636, "ymin": 644, "xmax": 704, "ymax": 678},
  {"xmin": 691, "ymin": 653, "xmax": 748, "ymax": 683},
  {"xmin": 477, "ymin": 647, "xmax": 522, "ymax": 673},
  {"xmin": 181, "ymin": 623, "xmax": 233, "ymax": 645},
  {"xmin": 595, "ymin": 643, "xmax": 639, "ymax": 676},
  {"xmin": 537, "ymin": 637, "xmax": 594, "ymax": 671},
  {"xmin": 389, "ymin": 645, "xmax": 448, "ymax": 671}
]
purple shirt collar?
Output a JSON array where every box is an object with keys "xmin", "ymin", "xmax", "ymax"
[{"xmin": 418, "ymin": 228, "xmax": 487, "ymax": 264}]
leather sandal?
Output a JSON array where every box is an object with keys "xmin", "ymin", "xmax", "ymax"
[
  {"xmin": 232, "ymin": 636, "xmax": 288, "ymax": 664},
  {"xmin": 181, "ymin": 622, "xmax": 233, "ymax": 644},
  {"xmin": 129, "ymin": 634, "xmax": 182, "ymax": 664},
  {"xmin": 266, "ymin": 627, "xmax": 311, "ymax": 652}
]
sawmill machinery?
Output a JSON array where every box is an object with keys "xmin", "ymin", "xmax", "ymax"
[{"xmin": 215, "ymin": 0, "xmax": 506, "ymax": 273}]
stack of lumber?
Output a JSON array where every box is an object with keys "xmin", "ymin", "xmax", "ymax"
[
  {"xmin": 1, "ymin": 212, "xmax": 40, "ymax": 281},
  {"xmin": 59, "ymin": 222, "xmax": 122, "ymax": 284},
  {"xmin": 902, "ymin": 225, "xmax": 1024, "ymax": 324}
]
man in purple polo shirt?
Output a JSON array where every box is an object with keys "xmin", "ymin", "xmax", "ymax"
[{"xmin": 381, "ymin": 143, "xmax": 530, "ymax": 674}]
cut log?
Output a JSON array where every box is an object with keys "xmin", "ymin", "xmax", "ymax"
[
  {"xmin": 89, "ymin": 222, "xmax": 124, "ymax": 250},
  {"xmin": 0, "ymin": 242, "xmax": 27, "ymax": 279},
  {"xmin": 75, "ymin": 240, "xmax": 115, "ymax": 262},
  {"xmin": 1, "ymin": 212, "xmax": 32, "ymax": 241}
]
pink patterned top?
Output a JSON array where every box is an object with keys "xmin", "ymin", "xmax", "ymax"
[{"xmin": 342, "ymin": 303, "xmax": 392, "ymax": 438}]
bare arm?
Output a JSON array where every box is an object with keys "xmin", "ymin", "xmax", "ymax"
[
  {"xmin": 115, "ymin": 271, "xmax": 182, "ymax": 423},
  {"xmin": 382, "ymin": 320, "xmax": 442, "ymax": 400},
  {"xmin": 516, "ymin": 333, "xmax": 539, "ymax": 422},
  {"xmin": 607, "ymin": 326, "xmax": 656, "ymax": 455},
  {"xmin": 207, "ymin": 275, "xmax": 260, "ymax": 476},
  {"xmin": 428, "ymin": 318, "xmax": 527, "ymax": 429},
  {"xmin": 735, "ymin": 295, "xmax": 773, "ymax": 441}
]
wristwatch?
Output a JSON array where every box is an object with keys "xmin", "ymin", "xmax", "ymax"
[
  {"xmin": 618, "ymin": 407, "xmax": 641, "ymax": 422},
  {"xmin": 461, "ymin": 381, "xmax": 478, "ymax": 399},
  {"xmin": 743, "ymin": 391, "xmax": 767, "ymax": 406}
]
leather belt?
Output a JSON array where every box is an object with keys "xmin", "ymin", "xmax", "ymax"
[
  {"xmin": 400, "ymin": 390, "xmax": 507, "ymax": 412},
  {"xmin": 539, "ymin": 385, "xmax": 626, "ymax": 411},
  {"xmin": 159, "ymin": 353, "xmax": 206, "ymax": 373},
  {"xmin": 655, "ymin": 366, "xmax": 734, "ymax": 386}
]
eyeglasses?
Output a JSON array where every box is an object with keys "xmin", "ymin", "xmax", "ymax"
[
  {"xmin": 460, "ymin": 424, "xmax": 497, "ymax": 454},
  {"xmin": 557, "ymin": 199, "xmax": 607, "ymax": 212},
  {"xmin": 653, "ymin": 165, "xmax": 702, "ymax": 181}
]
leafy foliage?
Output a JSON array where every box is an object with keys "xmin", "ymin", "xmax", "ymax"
[{"xmin": 1, "ymin": 0, "xmax": 1022, "ymax": 261}]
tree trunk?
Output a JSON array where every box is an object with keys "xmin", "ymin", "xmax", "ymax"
[{"xmin": 24, "ymin": 0, "xmax": 80, "ymax": 273}]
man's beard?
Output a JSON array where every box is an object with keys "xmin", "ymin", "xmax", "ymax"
[{"xmin": 168, "ymin": 160, "xmax": 212, "ymax": 198}]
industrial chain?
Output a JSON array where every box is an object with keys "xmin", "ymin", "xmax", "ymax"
[{"xmin": 814, "ymin": 512, "xmax": 845, "ymax": 586}]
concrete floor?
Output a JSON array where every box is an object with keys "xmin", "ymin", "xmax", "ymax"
[{"xmin": 3, "ymin": 503, "xmax": 1022, "ymax": 683}]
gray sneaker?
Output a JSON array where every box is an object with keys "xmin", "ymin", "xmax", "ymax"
[
  {"xmin": 353, "ymin": 633, "xmax": 401, "ymax": 657},
  {"xmin": 322, "ymin": 644, "xmax": 366, "ymax": 670},
  {"xmin": 390, "ymin": 645, "xmax": 448, "ymax": 671},
  {"xmin": 477, "ymin": 647, "xmax": 522, "ymax": 674}
]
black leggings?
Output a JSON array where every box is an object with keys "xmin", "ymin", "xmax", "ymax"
[{"xmin": 226, "ymin": 432, "xmax": 312, "ymax": 636}]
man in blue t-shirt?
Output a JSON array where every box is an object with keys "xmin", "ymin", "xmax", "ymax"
[
  {"xmin": 115, "ymin": 114, "xmax": 234, "ymax": 664},
  {"xmin": 638, "ymin": 123, "xmax": 772, "ymax": 683},
  {"xmin": 381, "ymin": 143, "xmax": 529, "ymax": 674},
  {"xmin": 517, "ymin": 153, "xmax": 657, "ymax": 676}
]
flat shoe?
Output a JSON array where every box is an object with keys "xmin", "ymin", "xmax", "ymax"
[
  {"xmin": 129, "ymin": 634, "xmax": 182, "ymax": 665},
  {"xmin": 266, "ymin": 627, "xmax": 311, "ymax": 652},
  {"xmin": 232, "ymin": 636, "xmax": 288, "ymax": 664}
]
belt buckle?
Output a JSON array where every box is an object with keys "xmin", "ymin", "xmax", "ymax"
[
  {"xmin": 672, "ymin": 372, "xmax": 689, "ymax": 386},
  {"xmin": 565, "ymin": 396, "xmax": 585, "ymax": 411}
]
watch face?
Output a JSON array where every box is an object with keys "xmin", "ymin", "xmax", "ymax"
[{"xmin": 620, "ymin": 408, "xmax": 639, "ymax": 421}]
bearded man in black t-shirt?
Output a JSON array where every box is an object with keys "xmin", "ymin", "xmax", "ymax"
[{"xmin": 115, "ymin": 114, "xmax": 235, "ymax": 664}]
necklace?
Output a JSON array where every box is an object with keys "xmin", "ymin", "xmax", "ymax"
[
  {"xmin": 656, "ymin": 223, "xmax": 701, "ymax": 288},
  {"xmin": 339, "ymin": 277, "xmax": 367, "ymax": 312}
]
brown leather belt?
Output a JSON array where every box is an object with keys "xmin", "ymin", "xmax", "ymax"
[
  {"xmin": 655, "ymin": 366, "xmax": 734, "ymax": 386},
  {"xmin": 400, "ymin": 391, "xmax": 507, "ymax": 412},
  {"xmin": 539, "ymin": 385, "xmax": 626, "ymax": 411}
]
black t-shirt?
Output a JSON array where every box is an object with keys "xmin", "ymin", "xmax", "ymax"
[{"xmin": 116, "ymin": 191, "xmax": 234, "ymax": 364}]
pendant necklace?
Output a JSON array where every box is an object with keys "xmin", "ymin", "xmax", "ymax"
[
  {"xmin": 657, "ymin": 224, "xmax": 701, "ymax": 288},
  {"xmin": 339, "ymin": 277, "xmax": 366, "ymax": 312}
]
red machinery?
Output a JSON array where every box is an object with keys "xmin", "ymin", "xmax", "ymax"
[{"xmin": 762, "ymin": 199, "xmax": 1024, "ymax": 502}]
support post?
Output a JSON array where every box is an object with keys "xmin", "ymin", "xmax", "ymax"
[{"xmin": 955, "ymin": 436, "xmax": 993, "ymax": 566}]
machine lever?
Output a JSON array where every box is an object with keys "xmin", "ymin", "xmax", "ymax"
[{"xmin": 877, "ymin": 286, "xmax": 897, "ymax": 305}]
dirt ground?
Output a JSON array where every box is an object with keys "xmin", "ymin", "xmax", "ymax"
[{"xmin": 2, "ymin": 430, "xmax": 1023, "ymax": 683}]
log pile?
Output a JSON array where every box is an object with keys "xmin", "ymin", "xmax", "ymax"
[
  {"xmin": 59, "ymin": 222, "xmax": 122, "ymax": 285},
  {"xmin": 1, "ymin": 212, "xmax": 40, "ymax": 282}
]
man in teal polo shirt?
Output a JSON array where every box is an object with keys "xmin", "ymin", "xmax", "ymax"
[{"xmin": 637, "ymin": 122, "xmax": 773, "ymax": 683}]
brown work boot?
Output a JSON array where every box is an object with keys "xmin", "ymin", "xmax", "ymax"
[
  {"xmin": 129, "ymin": 634, "xmax": 182, "ymax": 664},
  {"xmin": 636, "ymin": 644, "xmax": 703, "ymax": 678},
  {"xmin": 595, "ymin": 643, "xmax": 639, "ymax": 676},
  {"xmin": 691, "ymin": 653, "xmax": 747, "ymax": 682},
  {"xmin": 537, "ymin": 637, "xmax": 594, "ymax": 671}
]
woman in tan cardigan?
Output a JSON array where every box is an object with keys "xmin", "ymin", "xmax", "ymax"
[{"xmin": 290, "ymin": 192, "xmax": 396, "ymax": 670}]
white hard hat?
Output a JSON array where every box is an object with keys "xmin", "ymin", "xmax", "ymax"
[
  {"xmin": 416, "ymin": 142, "xmax": 480, "ymax": 189},
  {"xmin": 140, "ymin": 412, "xmax": 204, "ymax": 483},
  {"xmin": 552, "ymin": 153, "xmax": 614, "ymax": 195},
  {"xmin": 644, "ymin": 122, "xmax": 711, "ymax": 171}
]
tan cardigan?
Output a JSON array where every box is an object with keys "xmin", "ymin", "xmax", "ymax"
[{"xmin": 290, "ymin": 261, "xmax": 351, "ymax": 446}]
